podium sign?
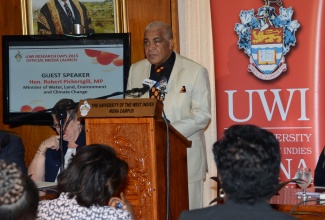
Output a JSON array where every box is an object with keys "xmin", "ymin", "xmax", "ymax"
[{"xmin": 77, "ymin": 98, "xmax": 163, "ymax": 118}]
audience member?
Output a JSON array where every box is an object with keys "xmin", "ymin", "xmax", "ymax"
[
  {"xmin": 314, "ymin": 146, "xmax": 325, "ymax": 186},
  {"xmin": 126, "ymin": 20, "xmax": 211, "ymax": 210},
  {"xmin": 0, "ymin": 160, "xmax": 39, "ymax": 220},
  {"xmin": 0, "ymin": 131, "xmax": 27, "ymax": 174},
  {"xmin": 37, "ymin": 0, "xmax": 94, "ymax": 34},
  {"xmin": 179, "ymin": 124, "xmax": 297, "ymax": 220},
  {"xmin": 37, "ymin": 144, "xmax": 135, "ymax": 220},
  {"xmin": 28, "ymin": 98, "xmax": 86, "ymax": 182}
]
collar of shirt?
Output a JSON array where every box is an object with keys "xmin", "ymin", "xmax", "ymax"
[{"xmin": 150, "ymin": 51, "xmax": 176, "ymax": 82}]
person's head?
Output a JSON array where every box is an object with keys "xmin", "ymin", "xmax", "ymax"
[
  {"xmin": 51, "ymin": 98, "xmax": 81, "ymax": 142},
  {"xmin": 57, "ymin": 144, "xmax": 128, "ymax": 207},
  {"xmin": 0, "ymin": 160, "xmax": 39, "ymax": 220},
  {"xmin": 213, "ymin": 124, "xmax": 280, "ymax": 204},
  {"xmin": 144, "ymin": 21, "xmax": 174, "ymax": 66}
]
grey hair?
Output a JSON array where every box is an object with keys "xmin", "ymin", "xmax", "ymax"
[{"xmin": 145, "ymin": 21, "xmax": 174, "ymax": 40}]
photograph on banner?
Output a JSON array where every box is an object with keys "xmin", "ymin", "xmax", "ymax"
[{"xmin": 21, "ymin": 0, "xmax": 119, "ymax": 34}]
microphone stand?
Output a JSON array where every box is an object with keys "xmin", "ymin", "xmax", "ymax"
[
  {"xmin": 51, "ymin": 90, "xmax": 143, "ymax": 173},
  {"xmin": 54, "ymin": 105, "xmax": 67, "ymax": 172},
  {"xmin": 8, "ymin": 89, "xmax": 147, "ymax": 174},
  {"xmin": 95, "ymin": 90, "xmax": 145, "ymax": 99},
  {"xmin": 95, "ymin": 91, "xmax": 126, "ymax": 99}
]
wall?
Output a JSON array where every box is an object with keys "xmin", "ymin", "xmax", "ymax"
[{"xmin": 0, "ymin": 0, "xmax": 178, "ymax": 167}]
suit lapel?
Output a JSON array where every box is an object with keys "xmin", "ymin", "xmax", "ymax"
[
  {"xmin": 167, "ymin": 53, "xmax": 183, "ymax": 94},
  {"xmin": 142, "ymin": 62, "xmax": 151, "ymax": 98}
]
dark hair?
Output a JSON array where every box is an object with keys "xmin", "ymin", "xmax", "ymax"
[
  {"xmin": 0, "ymin": 160, "xmax": 39, "ymax": 220},
  {"xmin": 213, "ymin": 124, "xmax": 280, "ymax": 204},
  {"xmin": 51, "ymin": 98, "xmax": 77, "ymax": 119},
  {"xmin": 57, "ymin": 144, "xmax": 129, "ymax": 207}
]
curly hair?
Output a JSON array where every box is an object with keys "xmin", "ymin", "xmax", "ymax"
[
  {"xmin": 57, "ymin": 144, "xmax": 129, "ymax": 207},
  {"xmin": 213, "ymin": 124, "xmax": 280, "ymax": 204},
  {"xmin": 0, "ymin": 160, "xmax": 39, "ymax": 220}
]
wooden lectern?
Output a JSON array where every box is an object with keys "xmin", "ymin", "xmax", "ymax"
[{"xmin": 78, "ymin": 98, "xmax": 190, "ymax": 220}]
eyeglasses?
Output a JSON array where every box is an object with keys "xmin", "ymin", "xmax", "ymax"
[{"xmin": 52, "ymin": 122, "xmax": 69, "ymax": 129}]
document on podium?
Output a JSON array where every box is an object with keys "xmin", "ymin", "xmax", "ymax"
[{"xmin": 35, "ymin": 181, "xmax": 57, "ymax": 190}]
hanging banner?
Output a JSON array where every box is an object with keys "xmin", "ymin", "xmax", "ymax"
[{"xmin": 210, "ymin": 0, "xmax": 325, "ymax": 183}]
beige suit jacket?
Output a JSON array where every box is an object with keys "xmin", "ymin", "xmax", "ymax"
[{"xmin": 126, "ymin": 52, "xmax": 211, "ymax": 183}]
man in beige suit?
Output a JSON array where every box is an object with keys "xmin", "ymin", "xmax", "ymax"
[{"xmin": 126, "ymin": 21, "xmax": 211, "ymax": 210}]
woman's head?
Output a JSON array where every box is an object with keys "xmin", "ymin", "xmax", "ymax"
[
  {"xmin": 57, "ymin": 144, "xmax": 129, "ymax": 207},
  {"xmin": 51, "ymin": 99, "xmax": 81, "ymax": 142},
  {"xmin": 0, "ymin": 160, "xmax": 39, "ymax": 220}
]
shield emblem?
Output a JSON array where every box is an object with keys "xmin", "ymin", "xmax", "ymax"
[
  {"xmin": 250, "ymin": 28, "xmax": 283, "ymax": 74},
  {"xmin": 234, "ymin": 4, "xmax": 300, "ymax": 80}
]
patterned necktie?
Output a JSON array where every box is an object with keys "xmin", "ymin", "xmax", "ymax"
[{"xmin": 64, "ymin": 3, "xmax": 74, "ymax": 24}]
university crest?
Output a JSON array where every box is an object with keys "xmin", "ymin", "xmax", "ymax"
[{"xmin": 234, "ymin": 0, "xmax": 300, "ymax": 80}]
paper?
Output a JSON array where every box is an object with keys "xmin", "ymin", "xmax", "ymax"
[{"xmin": 35, "ymin": 181, "xmax": 57, "ymax": 189}]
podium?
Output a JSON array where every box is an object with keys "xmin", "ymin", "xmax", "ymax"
[{"xmin": 78, "ymin": 98, "xmax": 190, "ymax": 220}]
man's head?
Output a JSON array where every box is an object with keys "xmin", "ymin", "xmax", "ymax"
[
  {"xmin": 213, "ymin": 124, "xmax": 280, "ymax": 204},
  {"xmin": 144, "ymin": 21, "xmax": 174, "ymax": 66}
]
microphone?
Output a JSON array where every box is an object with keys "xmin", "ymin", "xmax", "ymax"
[
  {"xmin": 53, "ymin": 105, "xmax": 68, "ymax": 121},
  {"xmin": 160, "ymin": 85, "xmax": 167, "ymax": 100},
  {"xmin": 127, "ymin": 78, "xmax": 157, "ymax": 96},
  {"xmin": 127, "ymin": 86, "xmax": 149, "ymax": 93}
]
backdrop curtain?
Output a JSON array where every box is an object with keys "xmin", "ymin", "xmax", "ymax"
[{"xmin": 178, "ymin": 0, "xmax": 217, "ymax": 207}]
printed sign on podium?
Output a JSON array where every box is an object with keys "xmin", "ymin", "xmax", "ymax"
[{"xmin": 77, "ymin": 98, "xmax": 163, "ymax": 118}]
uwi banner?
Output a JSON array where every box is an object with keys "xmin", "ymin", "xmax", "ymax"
[{"xmin": 210, "ymin": 0, "xmax": 325, "ymax": 183}]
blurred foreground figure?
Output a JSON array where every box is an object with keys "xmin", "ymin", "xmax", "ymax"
[
  {"xmin": 179, "ymin": 124, "xmax": 297, "ymax": 220},
  {"xmin": 37, "ymin": 144, "xmax": 135, "ymax": 220},
  {"xmin": 0, "ymin": 160, "xmax": 39, "ymax": 220},
  {"xmin": 0, "ymin": 131, "xmax": 27, "ymax": 174}
]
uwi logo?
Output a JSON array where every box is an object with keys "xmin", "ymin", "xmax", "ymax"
[{"xmin": 234, "ymin": 1, "xmax": 300, "ymax": 80}]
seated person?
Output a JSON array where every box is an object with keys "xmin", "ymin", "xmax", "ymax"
[
  {"xmin": 314, "ymin": 146, "xmax": 325, "ymax": 186},
  {"xmin": 28, "ymin": 98, "xmax": 86, "ymax": 182},
  {"xmin": 179, "ymin": 124, "xmax": 296, "ymax": 220},
  {"xmin": 37, "ymin": 144, "xmax": 135, "ymax": 220},
  {"xmin": 0, "ymin": 131, "xmax": 27, "ymax": 174},
  {"xmin": 0, "ymin": 160, "xmax": 39, "ymax": 220}
]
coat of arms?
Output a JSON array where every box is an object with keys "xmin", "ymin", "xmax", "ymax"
[
  {"xmin": 79, "ymin": 100, "xmax": 90, "ymax": 116},
  {"xmin": 234, "ymin": 0, "xmax": 300, "ymax": 80}
]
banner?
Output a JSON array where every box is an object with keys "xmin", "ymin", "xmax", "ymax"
[{"xmin": 210, "ymin": 0, "xmax": 325, "ymax": 183}]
